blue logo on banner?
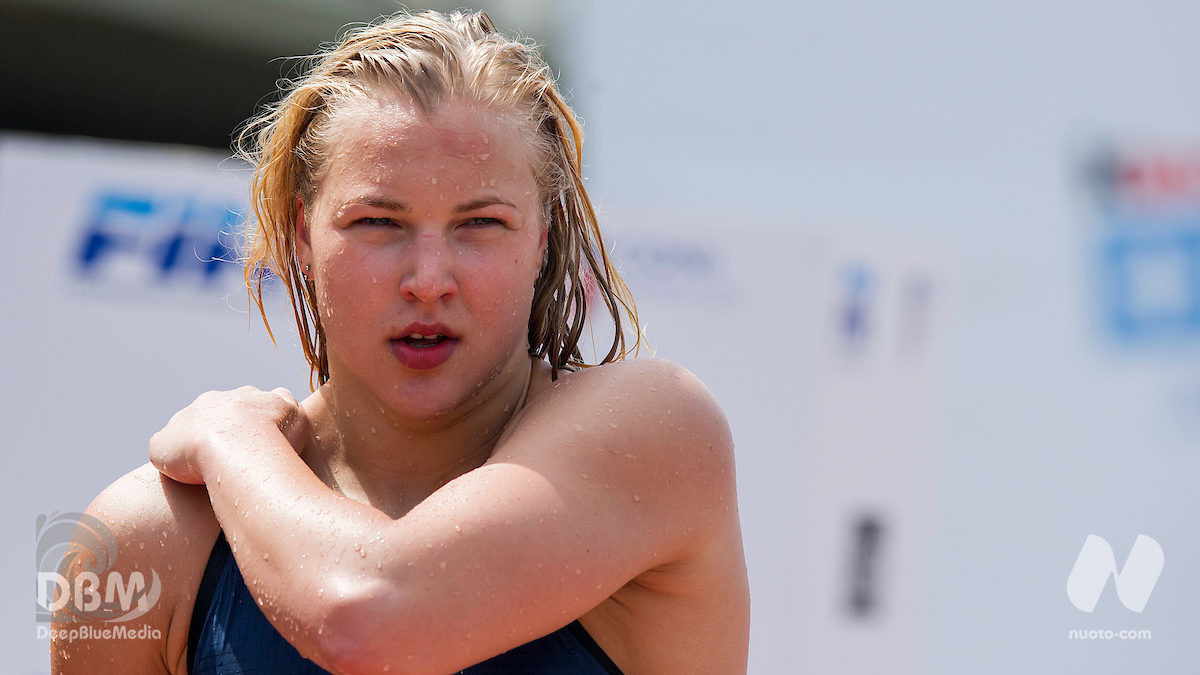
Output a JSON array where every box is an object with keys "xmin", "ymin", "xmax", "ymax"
[
  {"xmin": 74, "ymin": 191, "xmax": 244, "ymax": 286},
  {"xmin": 1087, "ymin": 147, "xmax": 1200, "ymax": 343}
]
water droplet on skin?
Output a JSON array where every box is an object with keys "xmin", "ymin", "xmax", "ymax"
[
  {"xmin": 478, "ymin": 153, "xmax": 490, "ymax": 161},
  {"xmin": 317, "ymin": 588, "xmax": 324, "ymax": 598},
  {"xmin": 138, "ymin": 542, "xmax": 144, "ymax": 549},
  {"xmin": 431, "ymin": 177, "xmax": 437, "ymax": 184},
  {"xmin": 439, "ymin": 561, "xmax": 447, "ymax": 571},
  {"xmin": 580, "ymin": 473, "xmax": 589, "ymax": 479},
  {"xmin": 263, "ymin": 552, "xmax": 270, "ymax": 561},
  {"xmin": 575, "ymin": 568, "xmax": 582, "ymax": 575},
  {"xmin": 609, "ymin": 423, "xmax": 618, "ymax": 429},
  {"xmin": 454, "ymin": 524, "xmax": 461, "ymax": 533},
  {"xmin": 633, "ymin": 495, "xmax": 641, "ymax": 502}
]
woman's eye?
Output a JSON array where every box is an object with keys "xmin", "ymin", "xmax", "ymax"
[
  {"xmin": 465, "ymin": 217, "xmax": 503, "ymax": 227},
  {"xmin": 357, "ymin": 217, "xmax": 397, "ymax": 227}
]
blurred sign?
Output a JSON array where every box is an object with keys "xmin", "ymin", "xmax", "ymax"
[
  {"xmin": 1086, "ymin": 145, "xmax": 1200, "ymax": 344},
  {"xmin": 74, "ymin": 191, "xmax": 243, "ymax": 290}
]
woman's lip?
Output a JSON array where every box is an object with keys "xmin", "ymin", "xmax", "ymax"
[
  {"xmin": 390, "ymin": 337, "xmax": 459, "ymax": 370},
  {"xmin": 397, "ymin": 322, "xmax": 457, "ymax": 340}
]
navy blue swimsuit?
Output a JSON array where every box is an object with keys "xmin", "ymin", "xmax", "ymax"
[{"xmin": 189, "ymin": 533, "xmax": 623, "ymax": 674}]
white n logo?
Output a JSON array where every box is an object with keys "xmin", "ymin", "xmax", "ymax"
[{"xmin": 1066, "ymin": 535, "xmax": 1163, "ymax": 612}]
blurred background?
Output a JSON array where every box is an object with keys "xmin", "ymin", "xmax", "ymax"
[{"xmin": 6, "ymin": 0, "xmax": 1199, "ymax": 672}]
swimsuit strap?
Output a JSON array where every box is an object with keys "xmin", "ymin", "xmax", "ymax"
[{"xmin": 188, "ymin": 532, "xmax": 230, "ymax": 670}]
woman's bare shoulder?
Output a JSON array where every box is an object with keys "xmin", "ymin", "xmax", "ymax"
[
  {"xmin": 520, "ymin": 356, "xmax": 738, "ymax": 554},
  {"xmin": 536, "ymin": 356, "xmax": 733, "ymax": 447},
  {"xmin": 518, "ymin": 358, "xmax": 748, "ymax": 670},
  {"xmin": 82, "ymin": 463, "xmax": 221, "ymax": 565},
  {"xmin": 52, "ymin": 463, "xmax": 220, "ymax": 673}
]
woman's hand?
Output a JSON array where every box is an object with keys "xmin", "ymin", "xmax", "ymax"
[{"xmin": 149, "ymin": 386, "xmax": 309, "ymax": 485}]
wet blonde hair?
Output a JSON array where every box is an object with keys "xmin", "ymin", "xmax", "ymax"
[{"xmin": 237, "ymin": 8, "xmax": 641, "ymax": 390}]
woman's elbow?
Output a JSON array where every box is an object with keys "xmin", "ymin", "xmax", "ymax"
[{"xmin": 318, "ymin": 579, "xmax": 426, "ymax": 675}]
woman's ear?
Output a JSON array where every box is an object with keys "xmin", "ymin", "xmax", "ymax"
[
  {"xmin": 538, "ymin": 223, "xmax": 549, "ymax": 274},
  {"xmin": 295, "ymin": 196, "xmax": 314, "ymax": 271}
]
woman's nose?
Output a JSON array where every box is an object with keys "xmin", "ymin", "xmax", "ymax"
[{"xmin": 399, "ymin": 234, "xmax": 458, "ymax": 303}]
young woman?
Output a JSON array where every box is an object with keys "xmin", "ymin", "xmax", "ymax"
[{"xmin": 52, "ymin": 9, "xmax": 749, "ymax": 674}]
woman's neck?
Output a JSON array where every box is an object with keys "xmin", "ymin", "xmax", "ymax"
[{"xmin": 298, "ymin": 355, "xmax": 534, "ymax": 518}]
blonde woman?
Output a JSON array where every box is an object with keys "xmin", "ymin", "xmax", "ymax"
[{"xmin": 53, "ymin": 9, "xmax": 749, "ymax": 674}]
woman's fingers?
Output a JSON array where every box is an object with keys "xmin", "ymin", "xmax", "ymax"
[
  {"xmin": 272, "ymin": 387, "xmax": 311, "ymax": 455},
  {"xmin": 272, "ymin": 387, "xmax": 297, "ymax": 406}
]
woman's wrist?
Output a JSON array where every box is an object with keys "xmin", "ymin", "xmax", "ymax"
[{"xmin": 196, "ymin": 423, "xmax": 290, "ymax": 485}]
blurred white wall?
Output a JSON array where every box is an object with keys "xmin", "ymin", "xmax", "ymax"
[{"xmin": 560, "ymin": 1, "xmax": 1200, "ymax": 673}]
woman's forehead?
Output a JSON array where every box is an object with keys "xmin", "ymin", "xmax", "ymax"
[
  {"xmin": 328, "ymin": 96, "xmax": 529, "ymax": 163},
  {"xmin": 313, "ymin": 97, "xmax": 538, "ymax": 212}
]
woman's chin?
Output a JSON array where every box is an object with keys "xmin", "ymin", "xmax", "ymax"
[{"xmin": 379, "ymin": 384, "xmax": 468, "ymax": 421}]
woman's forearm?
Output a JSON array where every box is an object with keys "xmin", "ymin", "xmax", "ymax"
[{"xmin": 197, "ymin": 429, "xmax": 400, "ymax": 666}]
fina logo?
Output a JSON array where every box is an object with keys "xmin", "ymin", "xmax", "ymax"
[
  {"xmin": 1066, "ymin": 535, "xmax": 1163, "ymax": 613},
  {"xmin": 74, "ymin": 190, "xmax": 243, "ymax": 288}
]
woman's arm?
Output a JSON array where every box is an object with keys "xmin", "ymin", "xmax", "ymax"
[
  {"xmin": 51, "ymin": 463, "xmax": 218, "ymax": 674},
  {"xmin": 155, "ymin": 359, "xmax": 738, "ymax": 675}
]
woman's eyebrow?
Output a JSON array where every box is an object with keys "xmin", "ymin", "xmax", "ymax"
[
  {"xmin": 454, "ymin": 196, "xmax": 518, "ymax": 213},
  {"xmin": 341, "ymin": 196, "xmax": 517, "ymax": 213},
  {"xmin": 343, "ymin": 196, "xmax": 411, "ymax": 213}
]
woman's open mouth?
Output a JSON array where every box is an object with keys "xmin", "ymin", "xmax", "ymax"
[{"xmin": 391, "ymin": 334, "xmax": 458, "ymax": 369}]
